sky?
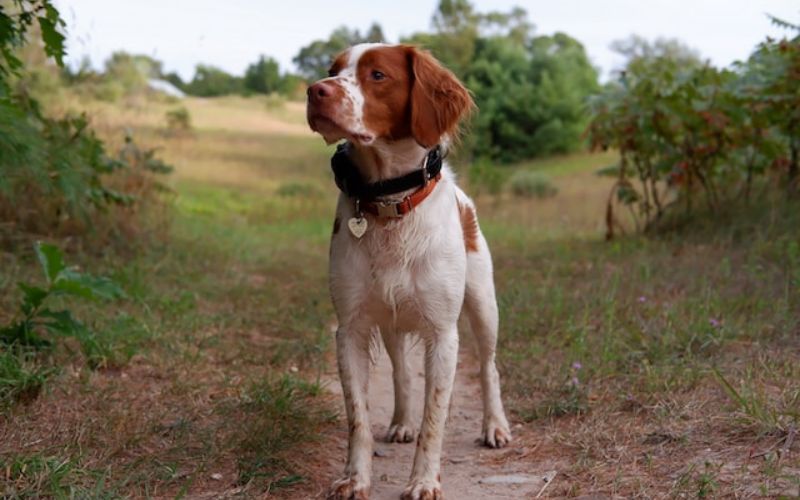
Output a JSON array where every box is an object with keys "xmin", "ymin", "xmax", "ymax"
[{"xmin": 57, "ymin": 0, "xmax": 799, "ymax": 81}]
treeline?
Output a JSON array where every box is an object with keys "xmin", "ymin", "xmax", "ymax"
[
  {"xmin": 293, "ymin": 2, "xmax": 600, "ymax": 163},
  {"xmin": 54, "ymin": 0, "xmax": 602, "ymax": 163},
  {"xmin": 164, "ymin": 56, "xmax": 305, "ymax": 99},
  {"xmin": 587, "ymin": 21, "xmax": 800, "ymax": 236},
  {"xmin": 59, "ymin": 52, "xmax": 306, "ymax": 101}
]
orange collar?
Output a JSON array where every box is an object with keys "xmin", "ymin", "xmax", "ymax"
[{"xmin": 360, "ymin": 173, "xmax": 442, "ymax": 218}]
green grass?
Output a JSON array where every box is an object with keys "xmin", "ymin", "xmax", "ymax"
[{"xmin": 235, "ymin": 375, "xmax": 337, "ymax": 491}]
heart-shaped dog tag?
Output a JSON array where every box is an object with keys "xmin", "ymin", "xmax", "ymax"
[{"xmin": 347, "ymin": 217, "xmax": 368, "ymax": 238}]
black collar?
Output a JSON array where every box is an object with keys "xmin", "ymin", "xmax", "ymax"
[{"xmin": 331, "ymin": 143, "xmax": 443, "ymax": 200}]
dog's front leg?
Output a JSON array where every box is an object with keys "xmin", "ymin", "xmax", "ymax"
[
  {"xmin": 402, "ymin": 326, "xmax": 459, "ymax": 500},
  {"xmin": 328, "ymin": 327, "xmax": 372, "ymax": 500}
]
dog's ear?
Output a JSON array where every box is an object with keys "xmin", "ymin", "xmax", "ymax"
[{"xmin": 407, "ymin": 46, "xmax": 474, "ymax": 148}]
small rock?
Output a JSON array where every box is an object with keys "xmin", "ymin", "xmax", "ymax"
[
  {"xmin": 210, "ymin": 473, "xmax": 223, "ymax": 481},
  {"xmin": 449, "ymin": 457, "xmax": 469, "ymax": 464},
  {"xmin": 374, "ymin": 448, "xmax": 389, "ymax": 458},
  {"xmin": 479, "ymin": 474, "xmax": 539, "ymax": 485},
  {"xmin": 380, "ymin": 474, "xmax": 389, "ymax": 482},
  {"xmin": 289, "ymin": 365, "xmax": 299, "ymax": 373}
]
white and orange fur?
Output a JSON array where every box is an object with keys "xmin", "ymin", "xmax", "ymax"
[{"xmin": 306, "ymin": 43, "xmax": 511, "ymax": 500}]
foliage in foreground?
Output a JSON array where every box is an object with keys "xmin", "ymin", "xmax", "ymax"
[
  {"xmin": 1, "ymin": 243, "xmax": 125, "ymax": 406},
  {"xmin": 0, "ymin": 0, "xmax": 173, "ymax": 242},
  {"xmin": 588, "ymin": 18, "xmax": 800, "ymax": 236}
]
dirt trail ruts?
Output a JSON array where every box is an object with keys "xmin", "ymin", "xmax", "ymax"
[{"xmin": 324, "ymin": 340, "xmax": 556, "ymax": 499}]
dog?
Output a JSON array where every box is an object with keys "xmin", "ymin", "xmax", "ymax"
[{"xmin": 306, "ymin": 43, "xmax": 511, "ymax": 500}]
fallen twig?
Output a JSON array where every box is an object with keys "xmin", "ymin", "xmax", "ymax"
[
  {"xmin": 535, "ymin": 471, "xmax": 557, "ymax": 498},
  {"xmin": 780, "ymin": 425, "xmax": 796, "ymax": 458}
]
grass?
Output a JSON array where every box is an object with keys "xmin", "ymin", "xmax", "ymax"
[
  {"xmin": 484, "ymin": 196, "xmax": 800, "ymax": 496},
  {"xmin": 1, "ymin": 93, "xmax": 798, "ymax": 497}
]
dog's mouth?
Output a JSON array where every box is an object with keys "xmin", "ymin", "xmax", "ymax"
[{"xmin": 308, "ymin": 113, "xmax": 374, "ymax": 145}]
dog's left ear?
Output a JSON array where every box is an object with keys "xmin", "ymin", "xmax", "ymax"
[{"xmin": 407, "ymin": 46, "xmax": 474, "ymax": 148}]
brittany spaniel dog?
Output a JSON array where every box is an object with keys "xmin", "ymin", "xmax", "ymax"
[{"xmin": 306, "ymin": 43, "xmax": 511, "ymax": 500}]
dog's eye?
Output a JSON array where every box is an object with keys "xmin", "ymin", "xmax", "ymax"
[{"xmin": 371, "ymin": 70, "xmax": 386, "ymax": 81}]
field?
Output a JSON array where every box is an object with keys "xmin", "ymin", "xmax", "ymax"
[{"xmin": 1, "ymin": 95, "xmax": 798, "ymax": 498}]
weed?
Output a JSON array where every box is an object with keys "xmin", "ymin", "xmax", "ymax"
[
  {"xmin": 713, "ymin": 367, "xmax": 799, "ymax": 435},
  {"xmin": 0, "ymin": 349, "xmax": 50, "ymax": 405},
  {"xmin": 0, "ymin": 243, "xmax": 125, "ymax": 406}
]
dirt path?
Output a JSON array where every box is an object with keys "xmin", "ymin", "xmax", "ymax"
[{"xmin": 324, "ymin": 340, "xmax": 557, "ymax": 499}]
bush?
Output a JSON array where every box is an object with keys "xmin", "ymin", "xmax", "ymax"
[
  {"xmin": 0, "ymin": 1, "xmax": 173, "ymax": 243},
  {"xmin": 508, "ymin": 170, "xmax": 558, "ymax": 198},
  {"xmin": 165, "ymin": 106, "xmax": 192, "ymax": 133},
  {"xmin": 587, "ymin": 20, "xmax": 800, "ymax": 237},
  {"xmin": 0, "ymin": 243, "xmax": 125, "ymax": 406}
]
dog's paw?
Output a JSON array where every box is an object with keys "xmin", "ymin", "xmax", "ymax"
[
  {"xmin": 401, "ymin": 478, "xmax": 442, "ymax": 500},
  {"xmin": 386, "ymin": 423, "xmax": 415, "ymax": 443},
  {"xmin": 326, "ymin": 476, "xmax": 370, "ymax": 500},
  {"xmin": 481, "ymin": 419, "xmax": 512, "ymax": 448}
]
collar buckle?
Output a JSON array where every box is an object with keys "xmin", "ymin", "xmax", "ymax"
[{"xmin": 375, "ymin": 200, "xmax": 402, "ymax": 218}]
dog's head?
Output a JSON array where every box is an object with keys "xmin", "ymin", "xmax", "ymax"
[{"xmin": 306, "ymin": 43, "xmax": 474, "ymax": 148}]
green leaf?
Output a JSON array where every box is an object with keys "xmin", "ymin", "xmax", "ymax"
[
  {"xmin": 616, "ymin": 184, "xmax": 640, "ymax": 205},
  {"xmin": 53, "ymin": 269, "xmax": 125, "ymax": 300},
  {"xmin": 35, "ymin": 242, "xmax": 65, "ymax": 285},
  {"xmin": 37, "ymin": 309, "xmax": 87, "ymax": 337},
  {"xmin": 18, "ymin": 283, "xmax": 48, "ymax": 316},
  {"xmin": 37, "ymin": 3, "xmax": 66, "ymax": 67},
  {"xmin": 0, "ymin": 320, "xmax": 50, "ymax": 349}
]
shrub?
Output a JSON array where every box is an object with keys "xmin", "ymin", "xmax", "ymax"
[
  {"xmin": 508, "ymin": 170, "xmax": 558, "ymax": 198},
  {"xmin": 165, "ymin": 105, "xmax": 191, "ymax": 133},
  {"xmin": 587, "ymin": 19, "xmax": 800, "ymax": 237},
  {"xmin": 0, "ymin": 0, "xmax": 173, "ymax": 243},
  {"xmin": 0, "ymin": 243, "xmax": 125, "ymax": 406}
]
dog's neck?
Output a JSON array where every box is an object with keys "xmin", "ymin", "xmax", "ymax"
[{"xmin": 348, "ymin": 138, "xmax": 429, "ymax": 184}]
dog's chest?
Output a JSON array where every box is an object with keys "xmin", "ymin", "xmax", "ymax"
[{"xmin": 362, "ymin": 218, "xmax": 432, "ymax": 297}]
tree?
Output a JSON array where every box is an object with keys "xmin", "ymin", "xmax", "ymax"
[
  {"xmin": 103, "ymin": 51, "xmax": 163, "ymax": 92},
  {"xmin": 184, "ymin": 64, "xmax": 243, "ymax": 97},
  {"xmin": 610, "ymin": 35, "xmax": 704, "ymax": 76},
  {"xmin": 293, "ymin": 24, "xmax": 386, "ymax": 81},
  {"xmin": 464, "ymin": 31, "xmax": 599, "ymax": 162},
  {"xmin": 244, "ymin": 55, "xmax": 282, "ymax": 94}
]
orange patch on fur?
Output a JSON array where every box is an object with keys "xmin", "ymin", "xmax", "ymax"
[{"xmin": 459, "ymin": 203, "xmax": 479, "ymax": 252}]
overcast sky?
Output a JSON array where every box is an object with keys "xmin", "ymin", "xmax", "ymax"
[{"xmin": 57, "ymin": 0, "xmax": 799, "ymax": 81}]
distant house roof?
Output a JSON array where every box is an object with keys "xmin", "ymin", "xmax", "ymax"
[{"xmin": 147, "ymin": 78, "xmax": 185, "ymax": 98}]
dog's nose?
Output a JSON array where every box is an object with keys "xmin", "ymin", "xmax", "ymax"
[{"xmin": 307, "ymin": 81, "xmax": 334, "ymax": 102}]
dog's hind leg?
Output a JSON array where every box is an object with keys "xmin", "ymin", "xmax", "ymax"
[
  {"xmin": 381, "ymin": 330, "xmax": 416, "ymax": 443},
  {"xmin": 463, "ymin": 241, "xmax": 512, "ymax": 448}
]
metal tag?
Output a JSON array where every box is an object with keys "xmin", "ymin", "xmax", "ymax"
[{"xmin": 347, "ymin": 217, "xmax": 367, "ymax": 238}]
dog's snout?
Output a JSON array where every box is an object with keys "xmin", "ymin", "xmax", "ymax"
[{"xmin": 307, "ymin": 81, "xmax": 334, "ymax": 102}]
